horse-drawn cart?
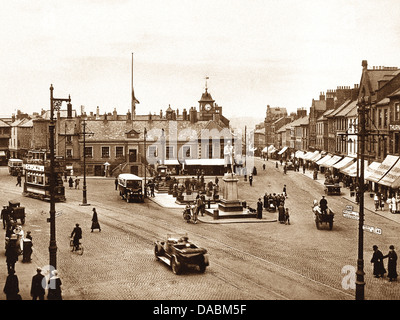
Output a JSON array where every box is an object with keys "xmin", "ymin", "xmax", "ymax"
[
  {"xmin": 313, "ymin": 204, "xmax": 334, "ymax": 230},
  {"xmin": 324, "ymin": 184, "xmax": 341, "ymax": 196}
]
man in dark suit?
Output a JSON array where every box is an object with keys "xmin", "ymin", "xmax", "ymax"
[
  {"xmin": 70, "ymin": 223, "xmax": 82, "ymax": 251},
  {"xmin": 31, "ymin": 267, "xmax": 45, "ymax": 300}
]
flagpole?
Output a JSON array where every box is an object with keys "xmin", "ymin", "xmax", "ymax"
[{"xmin": 131, "ymin": 52, "xmax": 134, "ymax": 119}]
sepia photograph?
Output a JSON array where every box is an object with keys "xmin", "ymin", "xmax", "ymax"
[{"xmin": 0, "ymin": 0, "xmax": 399, "ymax": 313}]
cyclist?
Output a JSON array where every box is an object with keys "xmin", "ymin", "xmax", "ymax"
[{"xmin": 70, "ymin": 223, "xmax": 82, "ymax": 251}]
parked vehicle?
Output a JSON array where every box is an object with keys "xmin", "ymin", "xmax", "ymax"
[
  {"xmin": 118, "ymin": 173, "xmax": 144, "ymax": 203},
  {"xmin": 154, "ymin": 234, "xmax": 209, "ymax": 274}
]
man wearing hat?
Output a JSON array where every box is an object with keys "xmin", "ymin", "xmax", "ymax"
[
  {"xmin": 371, "ymin": 245, "xmax": 386, "ymax": 278},
  {"xmin": 319, "ymin": 195, "xmax": 328, "ymax": 215},
  {"xmin": 31, "ymin": 267, "xmax": 45, "ymax": 300},
  {"xmin": 70, "ymin": 223, "xmax": 82, "ymax": 251}
]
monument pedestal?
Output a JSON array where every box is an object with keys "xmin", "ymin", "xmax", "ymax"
[{"xmin": 218, "ymin": 173, "xmax": 244, "ymax": 212}]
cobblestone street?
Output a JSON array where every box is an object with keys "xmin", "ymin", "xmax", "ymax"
[{"xmin": 0, "ymin": 158, "xmax": 399, "ymax": 300}]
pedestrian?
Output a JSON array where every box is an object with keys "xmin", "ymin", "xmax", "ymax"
[
  {"xmin": 91, "ymin": 208, "xmax": 101, "ymax": 232},
  {"xmin": 303, "ymin": 164, "xmax": 306, "ymax": 174},
  {"xmin": 5, "ymin": 235, "xmax": 19, "ymax": 273},
  {"xmin": 284, "ymin": 208, "xmax": 290, "ymax": 225},
  {"xmin": 215, "ymin": 176, "xmax": 219, "ymax": 186},
  {"xmin": 383, "ymin": 245, "xmax": 398, "ymax": 282},
  {"xmin": 276, "ymin": 162, "xmax": 278, "ymax": 169},
  {"xmin": 249, "ymin": 174, "xmax": 253, "ymax": 186},
  {"xmin": 64, "ymin": 171, "xmax": 68, "ymax": 182},
  {"xmin": 22, "ymin": 236, "xmax": 33, "ymax": 263},
  {"xmin": 74, "ymin": 176, "xmax": 80, "ymax": 189},
  {"xmin": 68, "ymin": 176, "xmax": 73, "ymax": 189},
  {"xmin": 47, "ymin": 270, "xmax": 62, "ymax": 300},
  {"xmin": 150, "ymin": 181, "xmax": 155, "ymax": 197},
  {"xmin": 283, "ymin": 164, "xmax": 287, "ymax": 174},
  {"xmin": 16, "ymin": 172, "xmax": 22, "ymax": 187},
  {"xmin": 283, "ymin": 184, "xmax": 287, "ymax": 198},
  {"xmin": 3, "ymin": 269, "xmax": 20, "ymax": 300},
  {"xmin": 31, "ymin": 267, "xmax": 45, "ymax": 300},
  {"xmin": 371, "ymin": 245, "xmax": 386, "ymax": 278},
  {"xmin": 278, "ymin": 202, "xmax": 285, "ymax": 223},
  {"xmin": 263, "ymin": 163, "xmax": 266, "ymax": 171},
  {"xmin": 1, "ymin": 205, "xmax": 9, "ymax": 229},
  {"xmin": 374, "ymin": 193, "xmax": 379, "ymax": 211},
  {"xmin": 256, "ymin": 198, "xmax": 263, "ymax": 219},
  {"xmin": 115, "ymin": 177, "xmax": 119, "ymax": 190}
]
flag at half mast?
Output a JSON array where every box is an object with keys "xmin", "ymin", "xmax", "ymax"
[{"xmin": 131, "ymin": 53, "xmax": 139, "ymax": 118}]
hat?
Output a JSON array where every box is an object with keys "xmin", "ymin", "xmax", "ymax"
[
  {"xmin": 36, "ymin": 267, "xmax": 42, "ymax": 272},
  {"xmin": 373, "ymin": 245, "xmax": 378, "ymax": 250},
  {"xmin": 390, "ymin": 245, "xmax": 395, "ymax": 250}
]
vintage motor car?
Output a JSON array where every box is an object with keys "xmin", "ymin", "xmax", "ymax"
[{"xmin": 154, "ymin": 234, "xmax": 209, "ymax": 274}]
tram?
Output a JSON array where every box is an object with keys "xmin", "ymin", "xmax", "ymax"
[
  {"xmin": 8, "ymin": 158, "xmax": 24, "ymax": 176},
  {"xmin": 23, "ymin": 150, "xmax": 66, "ymax": 202}
]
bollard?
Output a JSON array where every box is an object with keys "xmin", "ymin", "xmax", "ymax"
[{"xmin": 213, "ymin": 209, "xmax": 219, "ymax": 220}]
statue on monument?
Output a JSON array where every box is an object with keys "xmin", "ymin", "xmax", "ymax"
[{"xmin": 224, "ymin": 140, "xmax": 234, "ymax": 174}]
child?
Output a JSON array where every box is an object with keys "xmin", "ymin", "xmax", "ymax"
[{"xmin": 285, "ymin": 208, "xmax": 290, "ymax": 225}]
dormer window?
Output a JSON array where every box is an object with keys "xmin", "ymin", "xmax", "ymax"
[{"xmin": 126, "ymin": 129, "xmax": 140, "ymax": 139}]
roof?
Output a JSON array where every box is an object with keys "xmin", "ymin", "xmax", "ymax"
[
  {"xmin": 198, "ymin": 89, "xmax": 215, "ymax": 103},
  {"xmin": 83, "ymin": 118, "xmax": 232, "ymax": 142},
  {"xmin": 335, "ymin": 100, "xmax": 357, "ymax": 117},
  {"xmin": 0, "ymin": 119, "xmax": 10, "ymax": 128},
  {"xmin": 326, "ymin": 100, "xmax": 351, "ymax": 118},
  {"xmin": 389, "ymin": 87, "xmax": 400, "ymax": 98}
]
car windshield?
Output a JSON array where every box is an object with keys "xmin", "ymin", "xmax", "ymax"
[{"xmin": 126, "ymin": 180, "xmax": 141, "ymax": 189}]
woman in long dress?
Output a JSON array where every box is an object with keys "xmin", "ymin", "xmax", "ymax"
[{"xmin": 91, "ymin": 208, "xmax": 101, "ymax": 232}]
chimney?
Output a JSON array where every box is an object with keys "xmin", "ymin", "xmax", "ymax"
[
  {"xmin": 160, "ymin": 109, "xmax": 163, "ymax": 119},
  {"xmin": 113, "ymin": 108, "xmax": 117, "ymax": 120},
  {"xmin": 67, "ymin": 102, "xmax": 72, "ymax": 118},
  {"xmin": 182, "ymin": 108, "xmax": 188, "ymax": 121},
  {"xmin": 103, "ymin": 112, "xmax": 108, "ymax": 123},
  {"xmin": 319, "ymin": 92, "xmax": 325, "ymax": 101},
  {"xmin": 126, "ymin": 110, "xmax": 132, "ymax": 123},
  {"xmin": 96, "ymin": 106, "xmax": 100, "ymax": 119},
  {"xmin": 362, "ymin": 60, "xmax": 368, "ymax": 69}
]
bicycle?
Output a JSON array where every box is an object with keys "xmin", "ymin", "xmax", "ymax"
[{"xmin": 70, "ymin": 238, "xmax": 84, "ymax": 255}]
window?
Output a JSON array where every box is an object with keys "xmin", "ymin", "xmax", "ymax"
[
  {"xmin": 66, "ymin": 149, "xmax": 73, "ymax": 158},
  {"xmin": 183, "ymin": 146, "xmax": 191, "ymax": 158},
  {"xmin": 166, "ymin": 146, "xmax": 174, "ymax": 160},
  {"xmin": 378, "ymin": 110, "xmax": 382, "ymax": 127},
  {"xmin": 101, "ymin": 146, "xmax": 110, "ymax": 158},
  {"xmin": 66, "ymin": 135, "xmax": 72, "ymax": 144},
  {"xmin": 116, "ymin": 146, "xmax": 124, "ymax": 158},
  {"xmin": 384, "ymin": 109, "xmax": 388, "ymax": 128},
  {"xmin": 84, "ymin": 147, "xmax": 93, "ymax": 158},
  {"xmin": 395, "ymin": 103, "xmax": 400, "ymax": 121},
  {"xmin": 148, "ymin": 146, "xmax": 157, "ymax": 158}
]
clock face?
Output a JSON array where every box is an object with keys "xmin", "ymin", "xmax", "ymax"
[{"xmin": 205, "ymin": 103, "xmax": 212, "ymax": 111}]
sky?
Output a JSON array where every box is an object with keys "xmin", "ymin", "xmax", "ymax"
[{"xmin": 1, "ymin": 0, "xmax": 400, "ymax": 121}]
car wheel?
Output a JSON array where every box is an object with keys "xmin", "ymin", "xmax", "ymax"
[
  {"xmin": 154, "ymin": 245, "xmax": 163, "ymax": 260},
  {"xmin": 199, "ymin": 262, "xmax": 206, "ymax": 273},
  {"xmin": 171, "ymin": 257, "xmax": 181, "ymax": 275}
]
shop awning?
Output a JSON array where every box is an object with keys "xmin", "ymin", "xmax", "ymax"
[
  {"xmin": 333, "ymin": 156, "xmax": 355, "ymax": 170},
  {"xmin": 366, "ymin": 155, "xmax": 400, "ymax": 183},
  {"xmin": 320, "ymin": 155, "xmax": 342, "ymax": 168},
  {"xmin": 185, "ymin": 159, "xmax": 225, "ymax": 166},
  {"xmin": 278, "ymin": 146, "xmax": 288, "ymax": 155},
  {"xmin": 364, "ymin": 162, "xmax": 382, "ymax": 180},
  {"xmin": 0, "ymin": 151, "xmax": 5, "ymax": 156},
  {"xmin": 316, "ymin": 155, "xmax": 332, "ymax": 165},
  {"xmin": 295, "ymin": 150, "xmax": 306, "ymax": 159},
  {"xmin": 378, "ymin": 158, "xmax": 400, "ymax": 187},
  {"xmin": 340, "ymin": 160, "xmax": 369, "ymax": 177},
  {"xmin": 304, "ymin": 151, "xmax": 319, "ymax": 161},
  {"xmin": 164, "ymin": 159, "xmax": 180, "ymax": 165},
  {"xmin": 262, "ymin": 145, "xmax": 277, "ymax": 154}
]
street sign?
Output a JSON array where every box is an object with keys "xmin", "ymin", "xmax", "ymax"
[
  {"xmin": 342, "ymin": 208, "xmax": 359, "ymax": 220},
  {"xmin": 363, "ymin": 224, "xmax": 382, "ymax": 235}
]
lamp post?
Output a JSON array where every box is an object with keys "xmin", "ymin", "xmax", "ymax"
[
  {"xmin": 80, "ymin": 117, "xmax": 92, "ymax": 206},
  {"xmin": 144, "ymin": 127, "xmax": 147, "ymax": 198},
  {"xmin": 49, "ymin": 84, "xmax": 71, "ymax": 270},
  {"xmin": 355, "ymin": 94, "xmax": 368, "ymax": 300}
]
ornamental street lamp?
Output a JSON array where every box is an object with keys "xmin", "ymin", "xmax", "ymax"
[{"xmin": 49, "ymin": 84, "xmax": 71, "ymax": 270}]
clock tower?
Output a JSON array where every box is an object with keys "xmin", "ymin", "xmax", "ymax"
[{"xmin": 198, "ymin": 77, "xmax": 216, "ymax": 121}]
